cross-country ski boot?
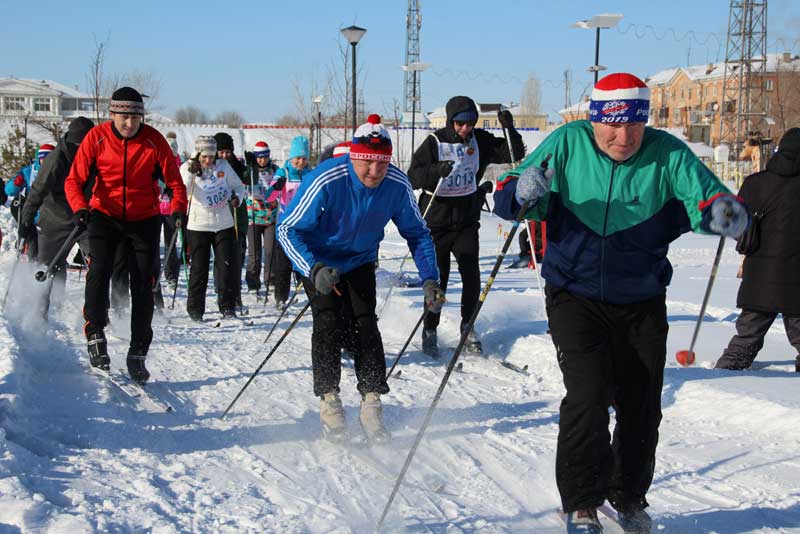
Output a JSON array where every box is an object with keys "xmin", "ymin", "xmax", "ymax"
[
  {"xmin": 565, "ymin": 508, "xmax": 603, "ymax": 533},
  {"xmin": 360, "ymin": 392, "xmax": 391, "ymax": 445},
  {"xmin": 126, "ymin": 354, "xmax": 150, "ymax": 385},
  {"xmin": 616, "ymin": 507, "xmax": 652, "ymax": 534},
  {"xmin": 87, "ymin": 332, "xmax": 111, "ymax": 371},
  {"xmin": 320, "ymin": 391, "xmax": 348, "ymax": 443},
  {"xmin": 421, "ymin": 329, "xmax": 440, "ymax": 359},
  {"xmin": 461, "ymin": 324, "xmax": 483, "ymax": 356}
]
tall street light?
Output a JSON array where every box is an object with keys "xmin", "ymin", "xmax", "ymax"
[
  {"xmin": 340, "ymin": 25, "xmax": 367, "ymax": 135},
  {"xmin": 312, "ymin": 94, "xmax": 324, "ymax": 161},
  {"xmin": 401, "ymin": 62, "xmax": 431, "ymax": 164},
  {"xmin": 571, "ymin": 13, "xmax": 623, "ymax": 84}
]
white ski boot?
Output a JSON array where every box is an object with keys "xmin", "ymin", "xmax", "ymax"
[
  {"xmin": 360, "ymin": 392, "xmax": 391, "ymax": 444},
  {"xmin": 320, "ymin": 391, "xmax": 348, "ymax": 443}
]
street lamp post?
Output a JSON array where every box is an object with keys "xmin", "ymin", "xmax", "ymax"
[
  {"xmin": 571, "ymin": 13, "xmax": 624, "ymax": 84},
  {"xmin": 312, "ymin": 95, "xmax": 324, "ymax": 161},
  {"xmin": 401, "ymin": 62, "xmax": 431, "ymax": 165},
  {"xmin": 340, "ymin": 25, "xmax": 367, "ymax": 135}
]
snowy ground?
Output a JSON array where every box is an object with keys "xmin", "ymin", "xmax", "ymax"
[{"xmin": 1, "ymin": 204, "xmax": 799, "ymax": 533}]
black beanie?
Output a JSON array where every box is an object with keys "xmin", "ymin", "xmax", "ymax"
[
  {"xmin": 214, "ymin": 132, "xmax": 235, "ymax": 151},
  {"xmin": 109, "ymin": 86, "xmax": 144, "ymax": 115}
]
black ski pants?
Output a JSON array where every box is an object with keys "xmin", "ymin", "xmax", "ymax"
[
  {"xmin": 187, "ymin": 227, "xmax": 237, "ymax": 317},
  {"xmin": 161, "ymin": 214, "xmax": 185, "ymax": 284},
  {"xmin": 272, "ymin": 242, "xmax": 293, "ymax": 303},
  {"xmin": 424, "ymin": 224, "xmax": 480, "ymax": 331},
  {"xmin": 84, "ymin": 212, "xmax": 161, "ymax": 355},
  {"xmin": 302, "ymin": 262, "xmax": 389, "ymax": 398},
  {"xmin": 546, "ymin": 284, "xmax": 667, "ymax": 514},
  {"xmin": 37, "ymin": 224, "xmax": 89, "ymax": 319},
  {"xmin": 715, "ymin": 309, "xmax": 800, "ymax": 370},
  {"xmin": 245, "ymin": 224, "xmax": 276, "ymax": 292}
]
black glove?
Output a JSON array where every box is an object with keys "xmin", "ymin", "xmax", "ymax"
[
  {"xmin": 272, "ymin": 177, "xmax": 286, "ymax": 191},
  {"xmin": 432, "ymin": 160, "xmax": 454, "ymax": 179},
  {"xmin": 74, "ymin": 208, "xmax": 89, "ymax": 229},
  {"xmin": 187, "ymin": 153, "xmax": 202, "ymax": 175},
  {"xmin": 0, "ymin": 183, "xmax": 7, "ymax": 206},
  {"xmin": 311, "ymin": 262, "xmax": 340, "ymax": 295},
  {"xmin": 18, "ymin": 219, "xmax": 35, "ymax": 240},
  {"xmin": 479, "ymin": 181, "xmax": 494, "ymax": 195},
  {"xmin": 172, "ymin": 211, "xmax": 187, "ymax": 228},
  {"xmin": 423, "ymin": 279, "xmax": 446, "ymax": 313},
  {"xmin": 497, "ymin": 109, "xmax": 514, "ymax": 129},
  {"xmin": 230, "ymin": 194, "xmax": 240, "ymax": 209}
]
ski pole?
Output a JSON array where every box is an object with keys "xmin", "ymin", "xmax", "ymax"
[
  {"xmin": 526, "ymin": 221, "xmax": 548, "ymax": 328},
  {"xmin": 1, "ymin": 238, "xmax": 26, "ymax": 311},
  {"xmin": 676, "ymin": 234, "xmax": 726, "ymax": 366},
  {"xmin": 221, "ymin": 294, "xmax": 316, "ymax": 418},
  {"xmin": 35, "ymin": 225, "xmax": 82, "ymax": 282},
  {"xmin": 375, "ymin": 155, "xmax": 550, "ymax": 531},
  {"xmin": 377, "ymin": 174, "xmax": 447, "ymax": 321},
  {"xmin": 261, "ymin": 277, "xmax": 303, "ymax": 347},
  {"xmin": 153, "ymin": 219, "xmax": 180, "ymax": 291},
  {"xmin": 170, "ymin": 178, "xmax": 195, "ymax": 310},
  {"xmin": 263, "ymin": 227, "xmax": 278, "ymax": 310},
  {"xmin": 386, "ymin": 308, "xmax": 429, "ymax": 379}
]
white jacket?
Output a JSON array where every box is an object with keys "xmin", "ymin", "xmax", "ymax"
[{"xmin": 181, "ymin": 159, "xmax": 246, "ymax": 233}]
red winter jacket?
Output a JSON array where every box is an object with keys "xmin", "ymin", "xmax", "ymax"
[{"xmin": 65, "ymin": 122, "xmax": 188, "ymax": 221}]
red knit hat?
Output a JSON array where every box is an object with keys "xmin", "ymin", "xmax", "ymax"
[
  {"xmin": 589, "ymin": 73, "xmax": 651, "ymax": 124},
  {"xmin": 252, "ymin": 140, "xmax": 271, "ymax": 159},
  {"xmin": 350, "ymin": 114, "xmax": 392, "ymax": 162},
  {"xmin": 37, "ymin": 143, "xmax": 55, "ymax": 160}
]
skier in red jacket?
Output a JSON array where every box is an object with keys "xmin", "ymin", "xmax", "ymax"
[{"xmin": 65, "ymin": 87, "xmax": 188, "ymax": 384}]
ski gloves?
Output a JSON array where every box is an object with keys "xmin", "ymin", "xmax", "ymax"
[
  {"xmin": 230, "ymin": 194, "xmax": 240, "ymax": 209},
  {"xmin": 187, "ymin": 154, "xmax": 202, "ymax": 175},
  {"xmin": 423, "ymin": 279, "xmax": 446, "ymax": 314},
  {"xmin": 171, "ymin": 211, "xmax": 187, "ymax": 229},
  {"xmin": 272, "ymin": 177, "xmax": 287, "ymax": 191},
  {"xmin": 18, "ymin": 219, "xmax": 35, "ymax": 240},
  {"xmin": 74, "ymin": 208, "xmax": 89, "ymax": 230},
  {"xmin": 709, "ymin": 196, "xmax": 749, "ymax": 238},
  {"xmin": 497, "ymin": 109, "xmax": 514, "ymax": 130},
  {"xmin": 312, "ymin": 262, "xmax": 340, "ymax": 295},
  {"xmin": 432, "ymin": 160, "xmax": 454, "ymax": 179},
  {"xmin": 514, "ymin": 165, "xmax": 555, "ymax": 207}
]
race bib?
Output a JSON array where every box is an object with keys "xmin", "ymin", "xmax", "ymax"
[
  {"xmin": 250, "ymin": 169, "xmax": 275, "ymax": 201},
  {"xmin": 196, "ymin": 171, "xmax": 230, "ymax": 209},
  {"xmin": 435, "ymin": 136, "xmax": 479, "ymax": 197}
]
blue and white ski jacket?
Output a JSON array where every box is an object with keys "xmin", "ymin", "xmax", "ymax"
[
  {"xmin": 277, "ymin": 155, "xmax": 439, "ymax": 282},
  {"xmin": 6, "ymin": 160, "xmax": 39, "ymax": 198}
]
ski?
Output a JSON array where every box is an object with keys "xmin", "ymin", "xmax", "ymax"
[
  {"xmin": 87, "ymin": 364, "xmax": 174, "ymax": 413},
  {"xmin": 455, "ymin": 359, "xmax": 528, "ymax": 375},
  {"xmin": 115, "ymin": 368, "xmax": 175, "ymax": 413}
]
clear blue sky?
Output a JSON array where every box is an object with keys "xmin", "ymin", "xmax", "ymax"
[{"xmin": 4, "ymin": 0, "xmax": 799, "ymax": 123}]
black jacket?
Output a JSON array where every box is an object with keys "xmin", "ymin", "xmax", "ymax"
[
  {"xmin": 22, "ymin": 117, "xmax": 94, "ymax": 233},
  {"xmin": 408, "ymin": 96, "xmax": 525, "ymax": 231},
  {"xmin": 737, "ymin": 127, "xmax": 800, "ymax": 314}
]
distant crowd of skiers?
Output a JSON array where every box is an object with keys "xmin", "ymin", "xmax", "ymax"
[{"xmin": 4, "ymin": 72, "xmax": 799, "ymax": 534}]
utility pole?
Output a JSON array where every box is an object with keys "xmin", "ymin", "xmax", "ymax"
[
  {"xmin": 404, "ymin": 0, "xmax": 422, "ymax": 115},
  {"xmin": 719, "ymin": 0, "xmax": 768, "ymax": 154}
]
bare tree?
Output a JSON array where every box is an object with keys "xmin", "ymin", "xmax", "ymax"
[
  {"xmin": 86, "ymin": 33, "xmax": 110, "ymax": 123},
  {"xmin": 772, "ymin": 56, "xmax": 800, "ymax": 137},
  {"xmin": 520, "ymin": 72, "xmax": 542, "ymax": 114},
  {"xmin": 215, "ymin": 110, "xmax": 246, "ymax": 128},
  {"xmin": 274, "ymin": 113, "xmax": 306, "ymax": 126},
  {"xmin": 107, "ymin": 69, "xmax": 164, "ymax": 112},
  {"xmin": 174, "ymin": 106, "xmax": 210, "ymax": 124}
]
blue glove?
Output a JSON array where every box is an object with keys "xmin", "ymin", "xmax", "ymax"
[
  {"xmin": 514, "ymin": 165, "xmax": 555, "ymax": 206},
  {"xmin": 423, "ymin": 279, "xmax": 446, "ymax": 313},
  {"xmin": 710, "ymin": 196, "xmax": 748, "ymax": 238}
]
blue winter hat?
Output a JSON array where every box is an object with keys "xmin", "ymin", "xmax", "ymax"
[
  {"xmin": 288, "ymin": 136, "xmax": 310, "ymax": 159},
  {"xmin": 452, "ymin": 110, "xmax": 478, "ymax": 123}
]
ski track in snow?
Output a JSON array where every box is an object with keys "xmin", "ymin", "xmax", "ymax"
[{"xmin": 1, "ymin": 213, "xmax": 799, "ymax": 533}]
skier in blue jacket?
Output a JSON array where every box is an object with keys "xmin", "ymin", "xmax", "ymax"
[
  {"xmin": 6, "ymin": 143, "xmax": 54, "ymax": 259},
  {"xmin": 277, "ymin": 114, "xmax": 444, "ymax": 443}
]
